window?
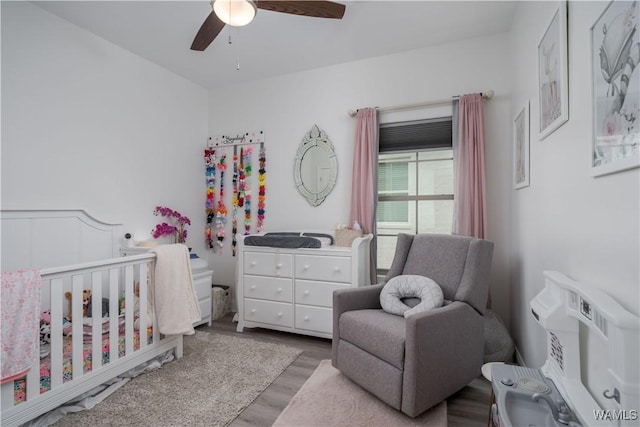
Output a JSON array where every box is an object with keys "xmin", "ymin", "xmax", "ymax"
[
  {"xmin": 377, "ymin": 161, "xmax": 409, "ymax": 223},
  {"xmin": 376, "ymin": 118, "xmax": 454, "ymax": 275}
]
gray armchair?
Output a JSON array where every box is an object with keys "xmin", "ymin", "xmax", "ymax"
[{"xmin": 332, "ymin": 233, "xmax": 494, "ymax": 417}]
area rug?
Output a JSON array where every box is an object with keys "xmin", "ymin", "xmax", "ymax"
[
  {"xmin": 54, "ymin": 331, "xmax": 302, "ymax": 426},
  {"xmin": 273, "ymin": 360, "xmax": 447, "ymax": 426}
]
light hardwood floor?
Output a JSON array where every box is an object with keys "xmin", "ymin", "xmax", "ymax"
[{"xmin": 201, "ymin": 314, "xmax": 492, "ymax": 426}]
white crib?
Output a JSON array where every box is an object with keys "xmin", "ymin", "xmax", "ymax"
[{"xmin": 0, "ymin": 210, "xmax": 184, "ymax": 426}]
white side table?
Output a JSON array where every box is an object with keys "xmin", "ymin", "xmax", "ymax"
[
  {"xmin": 481, "ymin": 361, "xmax": 504, "ymax": 383},
  {"xmin": 482, "ymin": 362, "xmax": 504, "ymax": 427},
  {"xmin": 190, "ymin": 257, "xmax": 213, "ymax": 326}
]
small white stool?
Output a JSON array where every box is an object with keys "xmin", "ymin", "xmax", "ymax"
[{"xmin": 482, "ymin": 362, "xmax": 504, "ymax": 427}]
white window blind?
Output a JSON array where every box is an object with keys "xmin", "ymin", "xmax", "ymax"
[
  {"xmin": 378, "ymin": 161, "xmax": 409, "ymax": 222},
  {"xmin": 379, "ymin": 117, "xmax": 452, "ymax": 153}
]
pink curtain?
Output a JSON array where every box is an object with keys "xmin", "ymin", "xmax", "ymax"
[
  {"xmin": 454, "ymin": 93, "xmax": 487, "ymax": 239},
  {"xmin": 349, "ymin": 108, "xmax": 378, "ymax": 284}
]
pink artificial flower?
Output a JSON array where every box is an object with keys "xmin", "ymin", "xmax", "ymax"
[{"xmin": 152, "ymin": 207, "xmax": 191, "ymax": 244}]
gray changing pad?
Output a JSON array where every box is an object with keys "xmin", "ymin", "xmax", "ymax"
[{"xmin": 244, "ymin": 232, "xmax": 333, "ymax": 248}]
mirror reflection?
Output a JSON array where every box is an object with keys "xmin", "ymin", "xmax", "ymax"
[{"xmin": 294, "ymin": 125, "xmax": 338, "ymax": 206}]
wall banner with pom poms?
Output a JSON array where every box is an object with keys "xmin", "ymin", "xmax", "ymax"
[
  {"xmin": 206, "ymin": 130, "xmax": 266, "ymax": 255},
  {"xmin": 215, "ymin": 151, "xmax": 227, "ymax": 252},
  {"xmin": 257, "ymin": 142, "xmax": 266, "ymax": 232},
  {"xmin": 242, "ymin": 146, "xmax": 252, "ymax": 235},
  {"xmin": 231, "ymin": 145, "xmax": 239, "ymax": 256},
  {"xmin": 209, "ymin": 131, "xmax": 265, "ymax": 148},
  {"xmin": 203, "ymin": 149, "xmax": 217, "ymax": 249}
]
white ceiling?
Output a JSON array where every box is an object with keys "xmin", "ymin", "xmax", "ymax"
[{"xmin": 33, "ymin": 1, "xmax": 517, "ymax": 90}]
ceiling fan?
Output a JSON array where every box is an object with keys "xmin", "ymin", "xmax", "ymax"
[{"xmin": 191, "ymin": 0, "xmax": 346, "ymax": 51}]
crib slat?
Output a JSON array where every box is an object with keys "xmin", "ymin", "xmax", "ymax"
[
  {"xmin": 138, "ymin": 262, "xmax": 148, "ymax": 349},
  {"xmin": 91, "ymin": 271, "xmax": 103, "ymax": 371},
  {"xmin": 71, "ymin": 275, "xmax": 84, "ymax": 380},
  {"xmin": 50, "ymin": 278, "xmax": 64, "ymax": 389},
  {"xmin": 24, "ymin": 356, "xmax": 39, "ymax": 400},
  {"xmin": 109, "ymin": 268, "xmax": 119, "ymax": 363},
  {"xmin": 150, "ymin": 265, "xmax": 160, "ymax": 345},
  {"xmin": 1, "ymin": 381, "xmax": 14, "ymax": 411},
  {"xmin": 124, "ymin": 265, "xmax": 135, "ymax": 356}
]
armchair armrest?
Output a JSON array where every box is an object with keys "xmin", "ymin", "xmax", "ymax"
[
  {"xmin": 401, "ymin": 301, "xmax": 484, "ymax": 416},
  {"xmin": 333, "ymin": 283, "xmax": 384, "ymax": 315},
  {"xmin": 332, "ymin": 284, "xmax": 384, "ymax": 366}
]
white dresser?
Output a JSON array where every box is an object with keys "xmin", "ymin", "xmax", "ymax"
[
  {"xmin": 120, "ymin": 246, "xmax": 213, "ymax": 327},
  {"xmin": 235, "ymin": 233, "xmax": 373, "ymax": 338}
]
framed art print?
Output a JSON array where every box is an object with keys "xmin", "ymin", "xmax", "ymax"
[
  {"xmin": 538, "ymin": 1, "xmax": 569, "ymax": 140},
  {"xmin": 514, "ymin": 102, "xmax": 530, "ymax": 189},
  {"xmin": 590, "ymin": 0, "xmax": 639, "ymax": 176}
]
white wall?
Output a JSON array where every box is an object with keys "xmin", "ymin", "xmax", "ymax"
[
  {"xmin": 509, "ymin": 1, "xmax": 639, "ymax": 368},
  {"xmin": 1, "ymin": 3, "xmax": 209, "ymax": 257},
  {"xmin": 208, "ymin": 33, "xmax": 513, "ymax": 323}
]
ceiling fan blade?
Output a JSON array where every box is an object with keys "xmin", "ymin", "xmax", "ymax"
[
  {"xmin": 191, "ymin": 10, "xmax": 226, "ymax": 51},
  {"xmin": 257, "ymin": 1, "xmax": 345, "ymax": 19}
]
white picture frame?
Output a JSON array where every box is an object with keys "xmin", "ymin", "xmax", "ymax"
[
  {"xmin": 514, "ymin": 102, "xmax": 530, "ymax": 190},
  {"xmin": 537, "ymin": 1, "xmax": 569, "ymax": 141},
  {"xmin": 590, "ymin": 0, "xmax": 640, "ymax": 177}
]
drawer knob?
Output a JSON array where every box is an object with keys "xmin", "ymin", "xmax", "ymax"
[
  {"xmin": 277, "ymin": 312, "xmax": 283, "ymax": 317},
  {"xmin": 251, "ymin": 309, "xmax": 256, "ymax": 314},
  {"xmin": 303, "ymin": 264, "xmax": 310, "ymax": 270},
  {"xmin": 304, "ymin": 316, "xmax": 310, "ymax": 321},
  {"xmin": 276, "ymin": 263, "xmax": 283, "ymax": 269},
  {"xmin": 334, "ymin": 266, "xmax": 341, "ymax": 272},
  {"xmin": 304, "ymin": 290, "xmax": 310, "ymax": 296},
  {"xmin": 250, "ymin": 285, "xmax": 256, "ymax": 290},
  {"xmin": 277, "ymin": 288, "xmax": 283, "ymax": 293},
  {"xmin": 251, "ymin": 261, "xmax": 256, "ymax": 266}
]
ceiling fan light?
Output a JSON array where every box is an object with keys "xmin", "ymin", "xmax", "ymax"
[{"xmin": 213, "ymin": 0, "xmax": 257, "ymax": 27}]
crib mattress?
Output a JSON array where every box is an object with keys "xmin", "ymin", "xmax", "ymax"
[{"xmin": 13, "ymin": 328, "xmax": 153, "ymax": 404}]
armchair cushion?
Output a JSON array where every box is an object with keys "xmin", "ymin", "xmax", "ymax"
[
  {"xmin": 400, "ymin": 234, "xmax": 471, "ymax": 301},
  {"xmin": 339, "ymin": 309, "xmax": 406, "ymax": 369},
  {"xmin": 386, "ymin": 233, "xmax": 494, "ymax": 314},
  {"xmin": 380, "ymin": 275, "xmax": 443, "ymax": 318}
]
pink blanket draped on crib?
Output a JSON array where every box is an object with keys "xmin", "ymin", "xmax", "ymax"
[{"xmin": 1, "ymin": 270, "xmax": 41, "ymax": 384}]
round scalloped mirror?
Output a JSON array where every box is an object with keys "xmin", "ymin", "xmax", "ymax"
[{"xmin": 294, "ymin": 125, "xmax": 338, "ymax": 207}]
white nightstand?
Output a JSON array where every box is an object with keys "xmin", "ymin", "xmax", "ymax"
[
  {"xmin": 190, "ymin": 257, "xmax": 213, "ymax": 326},
  {"xmin": 120, "ymin": 246, "xmax": 213, "ymax": 327}
]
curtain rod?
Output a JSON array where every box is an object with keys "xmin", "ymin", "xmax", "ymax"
[{"xmin": 347, "ymin": 90, "xmax": 494, "ymax": 118}]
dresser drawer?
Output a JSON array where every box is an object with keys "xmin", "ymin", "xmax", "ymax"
[
  {"xmin": 244, "ymin": 252, "xmax": 293, "ymax": 278},
  {"xmin": 295, "ymin": 280, "xmax": 350, "ymax": 307},
  {"xmin": 295, "ymin": 255, "xmax": 351, "ymax": 283},
  {"xmin": 244, "ymin": 275, "xmax": 293, "ymax": 303},
  {"xmin": 244, "ymin": 299, "xmax": 293, "ymax": 328},
  {"xmin": 295, "ymin": 305, "xmax": 332, "ymax": 334}
]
